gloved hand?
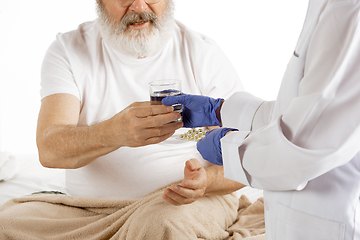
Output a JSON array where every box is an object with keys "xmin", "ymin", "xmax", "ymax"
[
  {"xmin": 162, "ymin": 94, "xmax": 223, "ymax": 128},
  {"xmin": 196, "ymin": 128, "xmax": 238, "ymax": 165}
]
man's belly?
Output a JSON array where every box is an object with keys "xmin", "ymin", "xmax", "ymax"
[{"xmin": 65, "ymin": 128, "xmax": 210, "ymax": 199}]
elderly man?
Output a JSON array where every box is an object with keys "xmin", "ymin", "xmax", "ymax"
[{"xmin": 0, "ymin": 0, "xmax": 247, "ymax": 239}]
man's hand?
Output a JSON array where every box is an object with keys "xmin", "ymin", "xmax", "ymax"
[
  {"xmin": 109, "ymin": 102, "xmax": 183, "ymax": 147},
  {"xmin": 162, "ymin": 94, "xmax": 223, "ymax": 128},
  {"xmin": 162, "ymin": 159, "xmax": 207, "ymax": 206}
]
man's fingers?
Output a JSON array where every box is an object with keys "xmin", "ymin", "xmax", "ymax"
[
  {"xmin": 171, "ymin": 184, "xmax": 202, "ymax": 198},
  {"xmin": 185, "ymin": 159, "xmax": 203, "ymax": 172},
  {"xmin": 125, "ymin": 120, "xmax": 182, "ymax": 147},
  {"xmin": 179, "ymin": 160, "xmax": 206, "ymax": 193},
  {"xmin": 141, "ymin": 121, "xmax": 183, "ymax": 139},
  {"xmin": 142, "ymin": 112, "xmax": 182, "ymax": 127},
  {"xmin": 162, "ymin": 194, "xmax": 182, "ymax": 206},
  {"xmin": 134, "ymin": 105, "xmax": 174, "ymax": 118},
  {"xmin": 162, "ymin": 159, "xmax": 207, "ymax": 206},
  {"xmin": 163, "ymin": 187, "xmax": 196, "ymax": 206},
  {"xmin": 162, "ymin": 188, "xmax": 187, "ymax": 206},
  {"xmin": 180, "ymin": 179, "xmax": 206, "ymax": 192},
  {"xmin": 182, "ymin": 159, "xmax": 205, "ymax": 189}
]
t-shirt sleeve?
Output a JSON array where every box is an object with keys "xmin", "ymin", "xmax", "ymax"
[{"xmin": 40, "ymin": 35, "xmax": 80, "ymax": 101}]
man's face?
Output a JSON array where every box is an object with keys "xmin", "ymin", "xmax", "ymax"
[
  {"xmin": 96, "ymin": 0, "xmax": 174, "ymax": 58},
  {"xmin": 101, "ymin": 0, "xmax": 168, "ymax": 31}
]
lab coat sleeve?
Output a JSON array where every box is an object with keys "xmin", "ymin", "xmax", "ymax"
[
  {"xmin": 221, "ymin": 91, "xmax": 265, "ymax": 131},
  {"xmin": 221, "ymin": 2, "xmax": 360, "ymax": 190}
]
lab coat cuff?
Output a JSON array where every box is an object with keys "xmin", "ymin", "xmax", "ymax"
[
  {"xmin": 221, "ymin": 91, "xmax": 264, "ymax": 131},
  {"xmin": 221, "ymin": 130, "xmax": 250, "ymax": 186}
]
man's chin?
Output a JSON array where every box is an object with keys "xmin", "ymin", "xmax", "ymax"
[
  {"xmin": 107, "ymin": 30, "xmax": 161, "ymax": 58},
  {"xmin": 124, "ymin": 25, "xmax": 154, "ymax": 39}
]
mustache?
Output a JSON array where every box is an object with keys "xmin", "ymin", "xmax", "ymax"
[{"xmin": 120, "ymin": 12, "xmax": 159, "ymax": 30}]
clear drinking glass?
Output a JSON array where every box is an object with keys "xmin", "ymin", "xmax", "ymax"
[{"xmin": 149, "ymin": 79, "xmax": 182, "ymax": 123}]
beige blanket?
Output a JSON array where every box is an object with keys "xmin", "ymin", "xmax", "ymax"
[{"xmin": 0, "ymin": 186, "xmax": 265, "ymax": 240}]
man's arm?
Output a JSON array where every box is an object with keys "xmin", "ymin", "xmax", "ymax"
[
  {"xmin": 162, "ymin": 158, "xmax": 245, "ymax": 206},
  {"xmin": 204, "ymin": 164, "xmax": 245, "ymax": 195},
  {"xmin": 36, "ymin": 93, "xmax": 183, "ymax": 169}
]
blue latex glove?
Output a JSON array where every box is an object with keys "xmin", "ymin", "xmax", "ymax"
[
  {"xmin": 162, "ymin": 94, "xmax": 224, "ymax": 128},
  {"xmin": 196, "ymin": 128, "xmax": 238, "ymax": 165}
]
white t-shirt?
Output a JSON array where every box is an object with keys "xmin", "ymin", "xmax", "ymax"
[{"xmin": 41, "ymin": 20, "xmax": 244, "ymax": 199}]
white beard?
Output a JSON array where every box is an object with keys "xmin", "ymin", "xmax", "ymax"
[{"xmin": 96, "ymin": 1, "xmax": 175, "ymax": 58}]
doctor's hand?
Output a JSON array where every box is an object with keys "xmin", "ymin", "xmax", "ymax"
[
  {"xmin": 110, "ymin": 102, "xmax": 183, "ymax": 148},
  {"xmin": 197, "ymin": 128, "xmax": 238, "ymax": 165},
  {"xmin": 162, "ymin": 159, "xmax": 207, "ymax": 206},
  {"xmin": 162, "ymin": 94, "xmax": 224, "ymax": 128}
]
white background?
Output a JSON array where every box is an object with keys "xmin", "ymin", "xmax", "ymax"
[{"xmin": 0, "ymin": 0, "xmax": 308, "ymax": 154}]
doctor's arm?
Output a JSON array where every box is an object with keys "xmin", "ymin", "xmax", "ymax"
[{"xmin": 221, "ymin": 4, "xmax": 360, "ymax": 190}]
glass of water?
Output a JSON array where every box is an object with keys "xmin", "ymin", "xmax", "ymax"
[{"xmin": 149, "ymin": 79, "xmax": 182, "ymax": 123}]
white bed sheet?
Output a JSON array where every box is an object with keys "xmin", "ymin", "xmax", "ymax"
[
  {"xmin": 0, "ymin": 154, "xmax": 66, "ymax": 206},
  {"xmin": 0, "ymin": 154, "xmax": 263, "ymax": 206}
]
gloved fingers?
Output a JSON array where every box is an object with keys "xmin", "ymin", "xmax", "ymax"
[
  {"xmin": 202, "ymin": 127, "xmax": 239, "ymax": 164},
  {"xmin": 161, "ymin": 93, "xmax": 190, "ymax": 106},
  {"xmin": 196, "ymin": 128, "xmax": 227, "ymax": 165}
]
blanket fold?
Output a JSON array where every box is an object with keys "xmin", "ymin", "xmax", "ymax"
[
  {"xmin": 226, "ymin": 196, "xmax": 265, "ymax": 240},
  {"xmin": 0, "ymin": 184, "xmax": 264, "ymax": 240}
]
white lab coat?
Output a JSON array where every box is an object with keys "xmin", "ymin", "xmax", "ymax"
[{"xmin": 221, "ymin": 0, "xmax": 360, "ymax": 239}]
